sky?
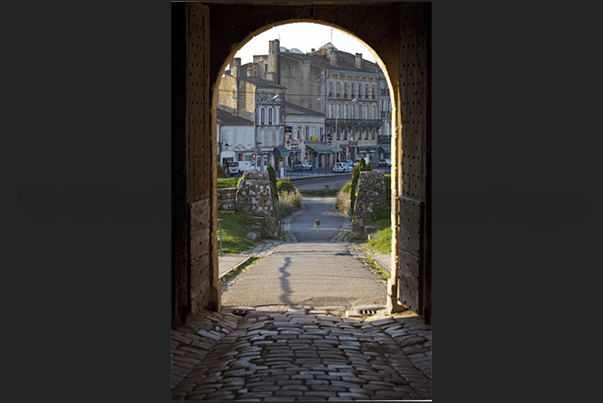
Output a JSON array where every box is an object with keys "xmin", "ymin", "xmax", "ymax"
[{"xmin": 233, "ymin": 22, "xmax": 377, "ymax": 65}]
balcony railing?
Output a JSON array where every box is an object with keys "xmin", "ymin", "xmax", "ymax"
[
  {"xmin": 378, "ymin": 135, "xmax": 391, "ymax": 144},
  {"xmin": 325, "ymin": 119, "xmax": 383, "ymax": 128}
]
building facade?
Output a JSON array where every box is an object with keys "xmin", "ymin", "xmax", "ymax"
[
  {"xmin": 282, "ymin": 101, "xmax": 334, "ymax": 167},
  {"xmin": 216, "ymin": 108, "xmax": 254, "ymax": 167},
  {"xmin": 242, "ymin": 39, "xmax": 392, "ymax": 165},
  {"xmin": 218, "ymin": 58, "xmax": 287, "ymax": 171}
]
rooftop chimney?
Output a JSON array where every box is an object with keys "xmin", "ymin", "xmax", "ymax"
[
  {"xmin": 355, "ymin": 53, "xmax": 362, "ymax": 68},
  {"xmin": 230, "ymin": 58, "xmax": 241, "ymax": 78}
]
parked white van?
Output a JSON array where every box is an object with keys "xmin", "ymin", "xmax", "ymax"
[{"xmin": 228, "ymin": 161, "xmax": 256, "ymax": 176}]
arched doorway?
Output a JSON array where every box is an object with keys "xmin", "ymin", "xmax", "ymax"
[{"xmin": 172, "ymin": 1, "xmax": 431, "ymax": 327}]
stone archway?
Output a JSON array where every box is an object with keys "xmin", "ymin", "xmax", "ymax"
[{"xmin": 172, "ymin": 1, "xmax": 431, "ymax": 327}]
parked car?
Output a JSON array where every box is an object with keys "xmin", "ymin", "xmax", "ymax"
[
  {"xmin": 345, "ymin": 159, "xmax": 356, "ymax": 168},
  {"xmin": 291, "ymin": 161, "xmax": 312, "ymax": 171},
  {"xmin": 378, "ymin": 158, "xmax": 391, "ymax": 167},
  {"xmin": 228, "ymin": 161, "xmax": 255, "ymax": 176},
  {"xmin": 334, "ymin": 162, "xmax": 350, "ymax": 173}
]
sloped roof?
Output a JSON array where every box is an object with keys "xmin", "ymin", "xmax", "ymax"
[
  {"xmin": 216, "ymin": 108, "xmax": 253, "ymax": 126},
  {"xmin": 238, "ymin": 75, "xmax": 287, "ymax": 89},
  {"xmin": 284, "ymin": 101, "xmax": 325, "ymax": 116},
  {"xmin": 282, "ymin": 46, "xmax": 381, "ymax": 74}
]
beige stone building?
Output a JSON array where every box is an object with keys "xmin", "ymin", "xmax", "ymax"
[
  {"xmin": 218, "ymin": 59, "xmax": 287, "ymax": 170},
  {"xmin": 215, "ymin": 109, "xmax": 254, "ymax": 167},
  {"xmin": 240, "ymin": 39, "xmax": 392, "ymax": 164}
]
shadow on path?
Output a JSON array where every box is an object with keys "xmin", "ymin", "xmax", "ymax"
[{"xmin": 278, "ymin": 257, "xmax": 293, "ymax": 306}]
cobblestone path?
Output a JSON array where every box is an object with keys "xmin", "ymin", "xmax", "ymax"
[{"xmin": 172, "ymin": 307, "xmax": 432, "ymax": 400}]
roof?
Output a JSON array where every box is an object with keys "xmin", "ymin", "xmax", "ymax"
[
  {"xmin": 216, "ymin": 108, "xmax": 253, "ymax": 126},
  {"xmin": 238, "ymin": 75, "xmax": 287, "ymax": 89},
  {"xmin": 281, "ymin": 46, "xmax": 381, "ymax": 74},
  {"xmin": 284, "ymin": 101, "xmax": 325, "ymax": 117}
]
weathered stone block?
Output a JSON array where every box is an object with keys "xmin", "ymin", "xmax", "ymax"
[
  {"xmin": 235, "ymin": 172, "xmax": 277, "ymax": 238},
  {"xmin": 351, "ymin": 171, "xmax": 387, "ymax": 239}
]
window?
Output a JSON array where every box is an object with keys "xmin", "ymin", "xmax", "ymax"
[
  {"xmin": 268, "ymin": 108, "xmax": 273, "ymax": 125},
  {"xmin": 343, "ymin": 130, "xmax": 347, "ymax": 141},
  {"xmin": 238, "ymin": 129, "xmax": 243, "ymax": 145},
  {"xmin": 259, "ymin": 107, "xmax": 265, "ymax": 125},
  {"xmin": 247, "ymin": 130, "xmax": 252, "ymax": 146},
  {"xmin": 371, "ymin": 130, "xmax": 375, "ymax": 140},
  {"xmin": 305, "ymin": 127, "xmax": 309, "ymax": 141}
]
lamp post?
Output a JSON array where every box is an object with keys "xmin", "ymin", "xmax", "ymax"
[{"xmin": 231, "ymin": 94, "xmax": 279, "ymax": 171}]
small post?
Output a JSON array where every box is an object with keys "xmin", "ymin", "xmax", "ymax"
[{"xmin": 314, "ymin": 219, "xmax": 320, "ymax": 227}]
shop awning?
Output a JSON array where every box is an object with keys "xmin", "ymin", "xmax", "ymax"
[
  {"xmin": 380, "ymin": 145, "xmax": 391, "ymax": 152},
  {"xmin": 273, "ymin": 146, "xmax": 290, "ymax": 157},
  {"xmin": 306, "ymin": 144, "xmax": 334, "ymax": 154}
]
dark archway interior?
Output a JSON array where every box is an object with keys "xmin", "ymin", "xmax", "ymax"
[{"xmin": 172, "ymin": 1, "xmax": 431, "ymax": 327}]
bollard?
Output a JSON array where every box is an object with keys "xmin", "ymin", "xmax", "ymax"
[{"xmin": 314, "ymin": 219, "xmax": 320, "ymax": 227}]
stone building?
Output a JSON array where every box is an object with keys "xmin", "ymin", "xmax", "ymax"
[
  {"xmin": 282, "ymin": 101, "xmax": 336, "ymax": 168},
  {"xmin": 218, "ymin": 59, "xmax": 287, "ymax": 170},
  {"xmin": 216, "ymin": 108, "xmax": 254, "ymax": 167},
  {"xmin": 240, "ymin": 39, "xmax": 392, "ymax": 164}
]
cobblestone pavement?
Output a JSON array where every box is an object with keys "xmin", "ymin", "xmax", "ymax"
[{"xmin": 172, "ymin": 307, "xmax": 432, "ymax": 400}]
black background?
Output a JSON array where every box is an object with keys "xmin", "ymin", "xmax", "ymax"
[{"xmin": 5, "ymin": 0, "xmax": 601, "ymax": 401}]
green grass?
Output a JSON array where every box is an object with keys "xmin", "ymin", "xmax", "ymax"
[
  {"xmin": 217, "ymin": 212, "xmax": 257, "ymax": 254},
  {"xmin": 217, "ymin": 177, "xmax": 241, "ymax": 188},
  {"xmin": 359, "ymin": 255, "xmax": 391, "ymax": 283},
  {"xmin": 366, "ymin": 217, "xmax": 392, "ymax": 254},
  {"xmin": 220, "ymin": 256, "xmax": 260, "ymax": 283}
]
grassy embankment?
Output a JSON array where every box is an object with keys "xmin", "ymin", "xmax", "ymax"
[
  {"xmin": 216, "ymin": 177, "xmax": 302, "ymax": 252},
  {"xmin": 336, "ymin": 174, "xmax": 392, "ymax": 255}
]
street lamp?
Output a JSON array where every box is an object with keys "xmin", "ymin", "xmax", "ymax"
[{"xmin": 231, "ymin": 94, "xmax": 279, "ymax": 171}]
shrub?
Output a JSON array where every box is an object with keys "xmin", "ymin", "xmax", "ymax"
[
  {"xmin": 370, "ymin": 203, "xmax": 391, "ymax": 222},
  {"xmin": 274, "ymin": 189, "xmax": 302, "ymax": 219},
  {"xmin": 340, "ymin": 181, "xmax": 352, "ymax": 194},
  {"xmin": 276, "ymin": 180, "xmax": 296, "ymax": 194},
  {"xmin": 349, "ymin": 154, "xmax": 372, "ymax": 215},
  {"xmin": 336, "ymin": 181, "xmax": 352, "ymax": 213},
  {"xmin": 267, "ymin": 163, "xmax": 278, "ymax": 200},
  {"xmin": 217, "ymin": 163, "xmax": 228, "ymax": 178}
]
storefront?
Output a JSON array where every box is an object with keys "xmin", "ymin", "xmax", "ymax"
[
  {"xmin": 379, "ymin": 144, "xmax": 391, "ymax": 160},
  {"xmin": 357, "ymin": 146, "xmax": 378, "ymax": 164},
  {"xmin": 306, "ymin": 144, "xmax": 337, "ymax": 168}
]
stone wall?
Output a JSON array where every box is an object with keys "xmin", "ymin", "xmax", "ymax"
[
  {"xmin": 217, "ymin": 188, "xmax": 237, "ymax": 211},
  {"xmin": 235, "ymin": 171, "xmax": 278, "ymax": 238},
  {"xmin": 351, "ymin": 171, "xmax": 388, "ymax": 239}
]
